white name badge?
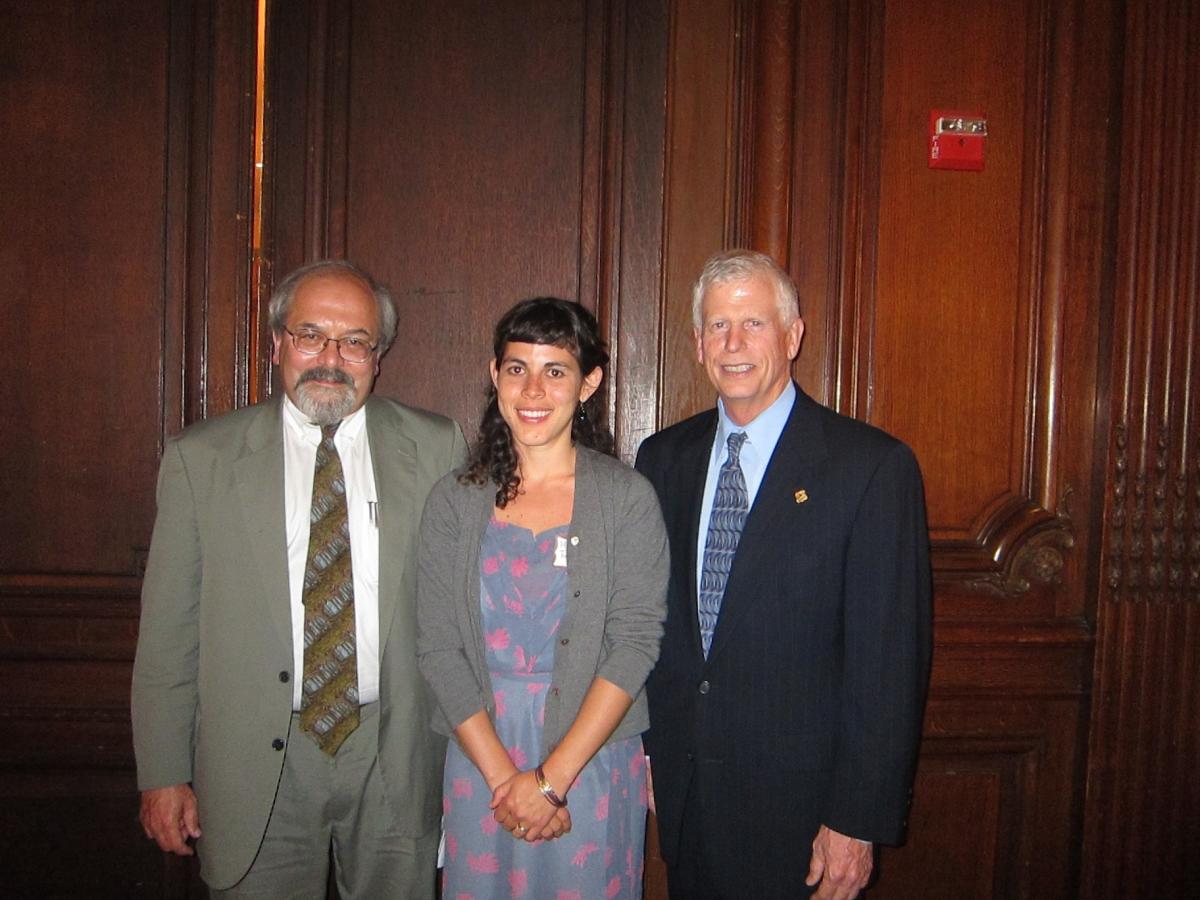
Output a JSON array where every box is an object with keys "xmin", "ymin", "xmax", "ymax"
[{"xmin": 554, "ymin": 535, "xmax": 569, "ymax": 568}]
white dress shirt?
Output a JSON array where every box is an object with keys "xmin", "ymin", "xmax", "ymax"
[{"xmin": 282, "ymin": 396, "xmax": 380, "ymax": 709}]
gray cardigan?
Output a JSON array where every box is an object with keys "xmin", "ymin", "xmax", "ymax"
[{"xmin": 417, "ymin": 446, "xmax": 668, "ymax": 756}]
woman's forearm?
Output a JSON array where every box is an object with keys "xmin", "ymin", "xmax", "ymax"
[
  {"xmin": 539, "ymin": 676, "xmax": 634, "ymax": 798},
  {"xmin": 453, "ymin": 709, "xmax": 519, "ymax": 791}
]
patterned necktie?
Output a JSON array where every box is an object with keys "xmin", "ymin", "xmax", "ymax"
[
  {"xmin": 300, "ymin": 423, "xmax": 360, "ymax": 754},
  {"xmin": 698, "ymin": 431, "xmax": 749, "ymax": 657}
]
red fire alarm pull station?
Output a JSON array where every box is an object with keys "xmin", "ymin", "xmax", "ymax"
[{"xmin": 929, "ymin": 110, "xmax": 987, "ymax": 171}]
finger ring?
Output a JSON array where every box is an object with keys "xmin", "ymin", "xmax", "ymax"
[{"xmin": 515, "ymin": 823, "xmax": 527, "ymax": 833}]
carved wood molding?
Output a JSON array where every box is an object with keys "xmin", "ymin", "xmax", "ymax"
[
  {"xmin": 958, "ymin": 492, "xmax": 1077, "ymax": 597},
  {"xmin": 171, "ymin": 0, "xmax": 259, "ymax": 425},
  {"xmin": 1099, "ymin": 0, "xmax": 1200, "ymax": 607},
  {"xmin": 0, "ymin": 575, "xmax": 140, "ymax": 662},
  {"xmin": 1084, "ymin": 3, "xmax": 1199, "ymax": 894}
]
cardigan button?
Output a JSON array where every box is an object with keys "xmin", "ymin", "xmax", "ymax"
[
  {"xmin": 279, "ymin": 671, "xmax": 290, "ymax": 683},
  {"xmin": 560, "ymin": 638, "xmax": 569, "ymax": 646},
  {"xmin": 271, "ymin": 738, "xmax": 285, "ymax": 751}
]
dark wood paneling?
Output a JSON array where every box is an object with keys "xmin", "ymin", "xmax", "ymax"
[
  {"xmin": 658, "ymin": 0, "xmax": 741, "ymax": 430},
  {"xmin": 0, "ymin": 0, "xmax": 257, "ymax": 894},
  {"xmin": 0, "ymin": 770, "xmax": 168, "ymax": 898},
  {"xmin": 1082, "ymin": 1, "xmax": 1200, "ymax": 896},
  {"xmin": 268, "ymin": 0, "xmax": 668, "ymax": 457},
  {"xmin": 0, "ymin": 0, "xmax": 168, "ymax": 578},
  {"xmin": 866, "ymin": 0, "xmax": 1093, "ymax": 600}
]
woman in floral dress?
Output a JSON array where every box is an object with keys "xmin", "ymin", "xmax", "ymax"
[{"xmin": 417, "ymin": 298, "xmax": 668, "ymax": 899}]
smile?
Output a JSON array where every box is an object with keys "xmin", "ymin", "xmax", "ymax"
[
  {"xmin": 721, "ymin": 364, "xmax": 754, "ymax": 373},
  {"xmin": 516, "ymin": 409, "xmax": 552, "ymax": 421}
]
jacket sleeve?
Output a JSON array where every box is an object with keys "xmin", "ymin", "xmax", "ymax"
[
  {"xmin": 416, "ymin": 476, "xmax": 490, "ymax": 733},
  {"xmin": 594, "ymin": 470, "xmax": 670, "ymax": 697},
  {"xmin": 825, "ymin": 441, "xmax": 932, "ymax": 844},
  {"xmin": 130, "ymin": 438, "xmax": 202, "ymax": 790}
]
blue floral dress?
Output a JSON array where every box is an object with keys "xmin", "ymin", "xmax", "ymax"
[{"xmin": 441, "ymin": 519, "xmax": 648, "ymax": 899}]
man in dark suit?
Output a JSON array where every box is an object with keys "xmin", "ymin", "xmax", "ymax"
[
  {"xmin": 132, "ymin": 260, "xmax": 466, "ymax": 897},
  {"xmin": 635, "ymin": 250, "xmax": 931, "ymax": 899}
]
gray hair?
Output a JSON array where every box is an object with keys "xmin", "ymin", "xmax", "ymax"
[
  {"xmin": 691, "ymin": 249, "xmax": 800, "ymax": 329},
  {"xmin": 267, "ymin": 259, "xmax": 399, "ymax": 354}
]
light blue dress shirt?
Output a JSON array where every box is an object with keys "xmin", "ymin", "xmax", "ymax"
[{"xmin": 695, "ymin": 381, "xmax": 796, "ymax": 595}]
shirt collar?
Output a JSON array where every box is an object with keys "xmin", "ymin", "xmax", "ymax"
[
  {"xmin": 282, "ymin": 394, "xmax": 368, "ymax": 446},
  {"xmin": 715, "ymin": 380, "xmax": 795, "ymax": 454}
]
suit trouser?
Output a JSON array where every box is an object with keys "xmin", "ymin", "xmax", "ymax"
[
  {"xmin": 210, "ymin": 702, "xmax": 438, "ymax": 900},
  {"xmin": 666, "ymin": 768, "xmax": 817, "ymax": 900}
]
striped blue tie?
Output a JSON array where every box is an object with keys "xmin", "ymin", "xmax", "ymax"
[{"xmin": 698, "ymin": 431, "xmax": 748, "ymax": 657}]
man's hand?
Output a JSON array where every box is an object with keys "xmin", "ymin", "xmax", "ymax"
[
  {"xmin": 806, "ymin": 824, "xmax": 872, "ymax": 900},
  {"xmin": 140, "ymin": 784, "xmax": 201, "ymax": 855}
]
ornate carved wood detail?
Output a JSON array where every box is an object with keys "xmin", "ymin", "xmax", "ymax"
[
  {"xmin": 1083, "ymin": 1, "xmax": 1200, "ymax": 896},
  {"xmin": 1096, "ymin": 4, "xmax": 1200, "ymax": 594},
  {"xmin": 959, "ymin": 492, "xmax": 1076, "ymax": 597}
]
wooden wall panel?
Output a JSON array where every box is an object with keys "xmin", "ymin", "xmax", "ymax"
[
  {"xmin": 873, "ymin": 0, "xmax": 1030, "ymax": 536},
  {"xmin": 1082, "ymin": 1, "xmax": 1200, "ymax": 896},
  {"xmin": 0, "ymin": 0, "xmax": 167, "ymax": 579},
  {"xmin": 0, "ymin": 0, "xmax": 257, "ymax": 894},
  {"xmin": 658, "ymin": 0, "xmax": 743, "ymax": 430},
  {"xmin": 268, "ymin": 0, "xmax": 668, "ymax": 459}
]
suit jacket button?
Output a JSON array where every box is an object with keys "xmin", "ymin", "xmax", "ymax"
[
  {"xmin": 279, "ymin": 671, "xmax": 290, "ymax": 683},
  {"xmin": 272, "ymin": 738, "xmax": 285, "ymax": 751},
  {"xmin": 698, "ymin": 680, "xmax": 711, "ymax": 694}
]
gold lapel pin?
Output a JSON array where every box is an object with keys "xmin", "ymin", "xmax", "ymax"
[{"xmin": 794, "ymin": 489, "xmax": 808, "ymax": 504}]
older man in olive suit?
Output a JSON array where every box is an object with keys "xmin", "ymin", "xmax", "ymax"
[{"xmin": 132, "ymin": 260, "xmax": 466, "ymax": 897}]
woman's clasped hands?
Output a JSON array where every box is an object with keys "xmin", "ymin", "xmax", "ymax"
[{"xmin": 490, "ymin": 769, "xmax": 572, "ymax": 843}]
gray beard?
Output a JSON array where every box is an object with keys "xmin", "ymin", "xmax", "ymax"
[{"xmin": 294, "ymin": 368, "xmax": 357, "ymax": 426}]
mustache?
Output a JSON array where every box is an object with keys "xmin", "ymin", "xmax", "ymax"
[{"xmin": 296, "ymin": 367, "xmax": 355, "ymax": 389}]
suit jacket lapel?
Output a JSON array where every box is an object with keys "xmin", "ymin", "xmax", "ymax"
[
  {"xmin": 677, "ymin": 416, "xmax": 717, "ymax": 661},
  {"xmin": 234, "ymin": 398, "xmax": 293, "ymax": 649},
  {"xmin": 706, "ymin": 388, "xmax": 828, "ymax": 660},
  {"xmin": 365, "ymin": 397, "xmax": 419, "ymax": 656}
]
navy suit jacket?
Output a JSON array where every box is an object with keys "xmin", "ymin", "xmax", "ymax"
[{"xmin": 635, "ymin": 386, "xmax": 931, "ymax": 897}]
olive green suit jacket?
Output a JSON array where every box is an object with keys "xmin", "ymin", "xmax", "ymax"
[{"xmin": 131, "ymin": 395, "xmax": 466, "ymax": 889}]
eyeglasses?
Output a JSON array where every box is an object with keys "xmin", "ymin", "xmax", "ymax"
[{"xmin": 284, "ymin": 328, "xmax": 378, "ymax": 364}]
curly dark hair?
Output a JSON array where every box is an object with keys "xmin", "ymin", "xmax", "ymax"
[{"xmin": 461, "ymin": 297, "xmax": 615, "ymax": 506}]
